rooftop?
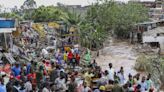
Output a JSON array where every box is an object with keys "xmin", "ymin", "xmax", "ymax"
[{"xmin": 143, "ymin": 26, "xmax": 164, "ymax": 36}]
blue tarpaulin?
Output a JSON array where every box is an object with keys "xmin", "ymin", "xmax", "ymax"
[{"xmin": 0, "ymin": 20, "xmax": 15, "ymax": 28}]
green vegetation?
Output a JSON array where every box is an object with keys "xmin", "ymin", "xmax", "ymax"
[
  {"xmin": 0, "ymin": 12, "xmax": 23, "ymax": 20},
  {"xmin": 135, "ymin": 55, "xmax": 164, "ymax": 90},
  {"xmin": 31, "ymin": 6, "xmax": 68, "ymax": 22},
  {"xmin": 86, "ymin": 0, "xmax": 148, "ymax": 38},
  {"xmin": 0, "ymin": 0, "xmax": 148, "ymax": 49}
]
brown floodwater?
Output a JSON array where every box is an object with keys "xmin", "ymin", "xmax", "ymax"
[{"xmin": 95, "ymin": 40, "xmax": 138, "ymax": 78}]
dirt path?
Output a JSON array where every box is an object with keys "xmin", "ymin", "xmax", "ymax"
[{"xmin": 95, "ymin": 40, "xmax": 138, "ymax": 77}]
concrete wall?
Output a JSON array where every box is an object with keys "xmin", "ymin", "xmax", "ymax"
[
  {"xmin": 143, "ymin": 36, "xmax": 164, "ymax": 53},
  {"xmin": 143, "ymin": 36, "xmax": 164, "ymax": 43}
]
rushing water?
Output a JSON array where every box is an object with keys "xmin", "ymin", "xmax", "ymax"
[{"xmin": 95, "ymin": 40, "xmax": 138, "ymax": 78}]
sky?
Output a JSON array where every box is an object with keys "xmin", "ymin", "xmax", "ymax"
[{"xmin": 0, "ymin": 0, "xmax": 155, "ymax": 9}]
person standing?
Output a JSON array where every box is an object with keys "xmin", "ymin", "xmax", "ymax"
[
  {"xmin": 68, "ymin": 76, "xmax": 78, "ymax": 92},
  {"xmin": 81, "ymin": 82, "xmax": 91, "ymax": 92},
  {"xmin": 68, "ymin": 51, "xmax": 73, "ymax": 66},
  {"xmin": 42, "ymin": 82, "xmax": 50, "ymax": 92},
  {"xmin": 146, "ymin": 74, "xmax": 154, "ymax": 91},
  {"xmin": 11, "ymin": 63, "xmax": 21, "ymax": 77},
  {"xmin": 0, "ymin": 77, "xmax": 6, "ymax": 92},
  {"xmin": 84, "ymin": 49, "xmax": 91, "ymax": 65},
  {"xmin": 107, "ymin": 63, "xmax": 115, "ymax": 81},
  {"xmin": 112, "ymin": 80, "xmax": 124, "ymax": 92},
  {"xmin": 117, "ymin": 67, "xmax": 125, "ymax": 85},
  {"xmin": 75, "ymin": 53, "xmax": 80, "ymax": 66},
  {"xmin": 63, "ymin": 51, "xmax": 68, "ymax": 63},
  {"xmin": 139, "ymin": 76, "xmax": 147, "ymax": 92},
  {"xmin": 24, "ymin": 79, "xmax": 32, "ymax": 92}
]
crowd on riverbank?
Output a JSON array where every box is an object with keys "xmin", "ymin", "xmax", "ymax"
[
  {"xmin": 0, "ymin": 24, "xmax": 157, "ymax": 92},
  {"xmin": 0, "ymin": 47, "xmax": 155, "ymax": 92}
]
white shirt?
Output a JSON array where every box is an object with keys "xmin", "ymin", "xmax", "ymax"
[
  {"xmin": 42, "ymin": 87, "xmax": 49, "ymax": 92},
  {"xmin": 55, "ymin": 78, "xmax": 66, "ymax": 90},
  {"xmin": 53, "ymin": 40, "xmax": 57, "ymax": 46},
  {"xmin": 107, "ymin": 68, "xmax": 114, "ymax": 81},
  {"xmin": 118, "ymin": 73, "xmax": 125, "ymax": 85},
  {"xmin": 42, "ymin": 49, "xmax": 48, "ymax": 55},
  {"xmin": 140, "ymin": 81, "xmax": 147, "ymax": 92},
  {"xmin": 82, "ymin": 87, "xmax": 91, "ymax": 92},
  {"xmin": 24, "ymin": 81, "xmax": 32, "ymax": 92},
  {"xmin": 71, "ymin": 49, "xmax": 74, "ymax": 53}
]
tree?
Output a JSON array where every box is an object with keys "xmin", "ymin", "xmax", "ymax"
[
  {"xmin": 0, "ymin": 12, "xmax": 23, "ymax": 20},
  {"xmin": 21, "ymin": 0, "xmax": 37, "ymax": 10},
  {"xmin": 31, "ymin": 6, "xmax": 68, "ymax": 22},
  {"xmin": 135, "ymin": 55, "xmax": 164, "ymax": 91},
  {"xmin": 86, "ymin": 0, "xmax": 148, "ymax": 38},
  {"xmin": 21, "ymin": 0, "xmax": 37, "ymax": 20}
]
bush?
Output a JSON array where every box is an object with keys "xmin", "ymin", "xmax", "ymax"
[
  {"xmin": 134, "ymin": 54, "xmax": 149, "ymax": 71},
  {"xmin": 134, "ymin": 55, "xmax": 164, "ymax": 90}
]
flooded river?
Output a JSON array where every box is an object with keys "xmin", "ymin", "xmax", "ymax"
[{"xmin": 95, "ymin": 40, "xmax": 138, "ymax": 77}]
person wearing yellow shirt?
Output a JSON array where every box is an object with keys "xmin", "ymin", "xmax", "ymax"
[{"xmin": 63, "ymin": 51, "xmax": 68, "ymax": 63}]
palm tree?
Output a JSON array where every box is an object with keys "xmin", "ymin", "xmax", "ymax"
[{"xmin": 21, "ymin": 0, "xmax": 37, "ymax": 10}]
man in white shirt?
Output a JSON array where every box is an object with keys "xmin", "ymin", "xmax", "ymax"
[
  {"xmin": 81, "ymin": 82, "xmax": 91, "ymax": 92},
  {"xmin": 24, "ymin": 79, "xmax": 32, "ymax": 92},
  {"xmin": 118, "ymin": 67, "xmax": 125, "ymax": 85},
  {"xmin": 140, "ymin": 76, "xmax": 148, "ymax": 92},
  {"xmin": 107, "ymin": 63, "xmax": 115, "ymax": 81},
  {"xmin": 41, "ymin": 48, "xmax": 49, "ymax": 58}
]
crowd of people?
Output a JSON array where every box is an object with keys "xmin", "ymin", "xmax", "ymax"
[
  {"xmin": 0, "ymin": 47, "xmax": 155, "ymax": 92},
  {"xmin": 0, "ymin": 25, "xmax": 156, "ymax": 92}
]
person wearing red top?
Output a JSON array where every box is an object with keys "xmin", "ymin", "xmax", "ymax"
[
  {"xmin": 68, "ymin": 51, "xmax": 73, "ymax": 65},
  {"xmin": 75, "ymin": 54, "xmax": 80, "ymax": 66}
]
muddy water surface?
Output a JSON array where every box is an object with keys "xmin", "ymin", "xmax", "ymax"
[{"xmin": 95, "ymin": 41, "xmax": 138, "ymax": 78}]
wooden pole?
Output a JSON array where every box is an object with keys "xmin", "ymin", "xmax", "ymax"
[{"xmin": 4, "ymin": 33, "xmax": 8, "ymax": 50}]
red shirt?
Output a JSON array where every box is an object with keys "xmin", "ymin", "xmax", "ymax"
[
  {"xmin": 68, "ymin": 51, "xmax": 73, "ymax": 60},
  {"xmin": 76, "ymin": 54, "xmax": 80, "ymax": 61},
  {"xmin": 27, "ymin": 73, "xmax": 36, "ymax": 80}
]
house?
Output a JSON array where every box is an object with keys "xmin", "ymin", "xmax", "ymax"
[
  {"xmin": 137, "ymin": 19, "xmax": 164, "ymax": 54},
  {"xmin": 142, "ymin": 26, "xmax": 164, "ymax": 54},
  {"xmin": 128, "ymin": 0, "xmax": 164, "ymax": 20},
  {"xmin": 130, "ymin": 21, "xmax": 157, "ymax": 43},
  {"xmin": 0, "ymin": 18, "xmax": 16, "ymax": 50}
]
